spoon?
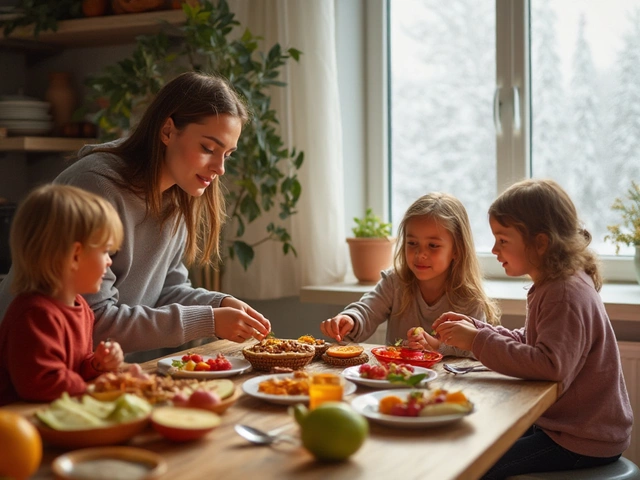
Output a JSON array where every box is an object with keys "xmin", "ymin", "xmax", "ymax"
[
  {"xmin": 443, "ymin": 363, "xmax": 490, "ymax": 375},
  {"xmin": 234, "ymin": 424, "xmax": 297, "ymax": 445}
]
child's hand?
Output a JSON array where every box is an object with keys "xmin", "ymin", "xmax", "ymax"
[
  {"xmin": 93, "ymin": 340, "xmax": 124, "ymax": 372},
  {"xmin": 406, "ymin": 327, "xmax": 440, "ymax": 351},
  {"xmin": 432, "ymin": 311, "xmax": 474, "ymax": 331},
  {"xmin": 434, "ymin": 320, "xmax": 478, "ymax": 351},
  {"xmin": 320, "ymin": 315, "xmax": 355, "ymax": 343}
]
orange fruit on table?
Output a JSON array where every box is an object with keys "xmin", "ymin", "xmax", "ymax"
[
  {"xmin": 325, "ymin": 345, "xmax": 364, "ymax": 359},
  {"xmin": 0, "ymin": 410, "xmax": 42, "ymax": 479},
  {"xmin": 378, "ymin": 395, "xmax": 403, "ymax": 415}
]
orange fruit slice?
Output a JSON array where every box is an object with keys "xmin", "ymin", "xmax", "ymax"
[{"xmin": 326, "ymin": 345, "xmax": 364, "ymax": 359}]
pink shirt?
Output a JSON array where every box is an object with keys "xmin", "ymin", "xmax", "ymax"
[{"xmin": 471, "ymin": 271, "xmax": 633, "ymax": 457}]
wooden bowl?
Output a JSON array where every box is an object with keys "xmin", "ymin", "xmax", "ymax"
[{"xmin": 33, "ymin": 415, "xmax": 150, "ymax": 449}]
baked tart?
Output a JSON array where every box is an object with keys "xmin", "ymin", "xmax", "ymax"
[
  {"xmin": 242, "ymin": 338, "xmax": 315, "ymax": 372},
  {"xmin": 322, "ymin": 345, "xmax": 369, "ymax": 367},
  {"xmin": 297, "ymin": 334, "xmax": 330, "ymax": 360}
]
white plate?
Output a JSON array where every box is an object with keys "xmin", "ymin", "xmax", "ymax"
[
  {"xmin": 242, "ymin": 373, "xmax": 358, "ymax": 405},
  {"xmin": 341, "ymin": 365, "xmax": 437, "ymax": 388},
  {"xmin": 0, "ymin": 119, "xmax": 53, "ymax": 135},
  {"xmin": 0, "ymin": 109, "xmax": 51, "ymax": 121},
  {"xmin": 157, "ymin": 356, "xmax": 252, "ymax": 379},
  {"xmin": 350, "ymin": 389, "xmax": 473, "ymax": 429}
]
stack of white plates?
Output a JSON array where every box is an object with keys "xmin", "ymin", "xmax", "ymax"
[{"xmin": 0, "ymin": 96, "xmax": 53, "ymax": 136}]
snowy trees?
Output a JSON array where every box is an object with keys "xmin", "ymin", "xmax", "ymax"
[{"xmin": 390, "ymin": 0, "xmax": 640, "ymax": 255}]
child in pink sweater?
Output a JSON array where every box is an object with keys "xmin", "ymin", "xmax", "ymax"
[
  {"xmin": 434, "ymin": 179, "xmax": 633, "ymax": 479},
  {"xmin": 0, "ymin": 184, "xmax": 125, "ymax": 405}
]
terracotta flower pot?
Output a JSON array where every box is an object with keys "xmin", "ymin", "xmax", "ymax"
[{"xmin": 347, "ymin": 237, "xmax": 396, "ymax": 283}]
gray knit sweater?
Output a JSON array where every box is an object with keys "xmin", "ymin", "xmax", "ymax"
[
  {"xmin": 0, "ymin": 144, "xmax": 227, "ymax": 354},
  {"xmin": 342, "ymin": 269, "xmax": 486, "ymax": 357}
]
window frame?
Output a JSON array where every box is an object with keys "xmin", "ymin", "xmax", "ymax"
[{"xmin": 367, "ymin": 0, "xmax": 636, "ymax": 283}]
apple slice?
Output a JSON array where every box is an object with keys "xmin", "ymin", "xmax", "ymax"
[
  {"xmin": 151, "ymin": 406, "xmax": 220, "ymax": 442},
  {"xmin": 198, "ymin": 379, "xmax": 234, "ymax": 399}
]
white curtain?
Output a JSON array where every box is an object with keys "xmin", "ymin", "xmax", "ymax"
[{"xmin": 222, "ymin": 0, "xmax": 347, "ymax": 299}]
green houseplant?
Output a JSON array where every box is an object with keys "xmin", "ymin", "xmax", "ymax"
[
  {"xmin": 81, "ymin": 0, "xmax": 303, "ymax": 271},
  {"xmin": 3, "ymin": 1, "xmax": 303, "ymax": 273},
  {"xmin": 0, "ymin": 0, "xmax": 83, "ymax": 38},
  {"xmin": 347, "ymin": 208, "xmax": 395, "ymax": 284},
  {"xmin": 605, "ymin": 180, "xmax": 640, "ymax": 284}
]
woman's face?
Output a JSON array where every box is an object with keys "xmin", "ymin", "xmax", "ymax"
[{"xmin": 159, "ymin": 113, "xmax": 242, "ymax": 195}]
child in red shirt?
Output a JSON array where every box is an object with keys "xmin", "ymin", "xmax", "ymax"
[{"xmin": 0, "ymin": 184, "xmax": 125, "ymax": 405}]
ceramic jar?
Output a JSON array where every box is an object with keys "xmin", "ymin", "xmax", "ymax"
[{"xmin": 45, "ymin": 72, "xmax": 77, "ymax": 135}]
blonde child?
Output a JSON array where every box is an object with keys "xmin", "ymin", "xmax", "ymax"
[
  {"xmin": 0, "ymin": 184, "xmax": 125, "ymax": 405},
  {"xmin": 434, "ymin": 179, "xmax": 632, "ymax": 478},
  {"xmin": 320, "ymin": 192, "xmax": 499, "ymax": 356}
]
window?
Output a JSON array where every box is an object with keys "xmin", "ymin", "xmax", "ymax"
[{"xmin": 385, "ymin": 0, "xmax": 640, "ymax": 281}]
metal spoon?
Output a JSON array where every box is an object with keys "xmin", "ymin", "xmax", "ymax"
[
  {"xmin": 234, "ymin": 424, "xmax": 297, "ymax": 445},
  {"xmin": 443, "ymin": 363, "xmax": 490, "ymax": 375}
]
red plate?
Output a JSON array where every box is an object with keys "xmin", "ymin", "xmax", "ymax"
[{"xmin": 371, "ymin": 346, "xmax": 443, "ymax": 368}]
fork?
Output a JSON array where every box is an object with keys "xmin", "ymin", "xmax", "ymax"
[{"xmin": 443, "ymin": 363, "xmax": 490, "ymax": 375}]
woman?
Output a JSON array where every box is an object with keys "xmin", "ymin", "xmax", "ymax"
[{"xmin": 0, "ymin": 72, "xmax": 271, "ymax": 355}]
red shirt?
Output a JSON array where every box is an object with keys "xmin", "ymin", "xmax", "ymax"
[{"xmin": 0, "ymin": 293, "xmax": 101, "ymax": 405}]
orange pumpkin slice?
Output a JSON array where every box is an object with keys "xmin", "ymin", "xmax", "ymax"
[{"xmin": 326, "ymin": 345, "xmax": 364, "ymax": 359}]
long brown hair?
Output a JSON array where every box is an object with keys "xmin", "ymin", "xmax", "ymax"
[
  {"xmin": 488, "ymin": 178, "xmax": 602, "ymax": 290},
  {"xmin": 394, "ymin": 192, "xmax": 500, "ymax": 324},
  {"xmin": 81, "ymin": 71, "xmax": 249, "ymax": 266}
]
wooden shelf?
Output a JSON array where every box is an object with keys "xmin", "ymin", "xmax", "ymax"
[
  {"xmin": 0, "ymin": 137, "xmax": 96, "ymax": 152},
  {"xmin": 1, "ymin": 9, "xmax": 186, "ymax": 49}
]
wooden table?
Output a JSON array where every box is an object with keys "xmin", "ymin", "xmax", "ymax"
[{"xmin": 5, "ymin": 340, "xmax": 557, "ymax": 480}]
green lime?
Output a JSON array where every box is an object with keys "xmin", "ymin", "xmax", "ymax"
[{"xmin": 298, "ymin": 402, "xmax": 368, "ymax": 462}]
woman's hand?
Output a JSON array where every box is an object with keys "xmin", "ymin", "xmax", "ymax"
[
  {"xmin": 320, "ymin": 315, "xmax": 355, "ymax": 343},
  {"xmin": 215, "ymin": 297, "xmax": 271, "ymax": 342},
  {"xmin": 406, "ymin": 327, "xmax": 439, "ymax": 351},
  {"xmin": 93, "ymin": 339, "xmax": 124, "ymax": 371}
]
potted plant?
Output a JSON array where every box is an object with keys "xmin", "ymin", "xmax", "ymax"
[
  {"xmin": 605, "ymin": 180, "xmax": 640, "ymax": 284},
  {"xmin": 347, "ymin": 208, "xmax": 396, "ymax": 283}
]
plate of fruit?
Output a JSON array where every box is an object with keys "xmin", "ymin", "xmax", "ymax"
[
  {"xmin": 371, "ymin": 346, "xmax": 443, "ymax": 368},
  {"xmin": 342, "ymin": 363, "xmax": 437, "ymax": 388},
  {"xmin": 242, "ymin": 372, "xmax": 358, "ymax": 405},
  {"xmin": 157, "ymin": 352, "xmax": 251, "ymax": 379},
  {"xmin": 350, "ymin": 388, "xmax": 474, "ymax": 428}
]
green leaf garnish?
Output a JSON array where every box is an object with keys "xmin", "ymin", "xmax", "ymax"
[
  {"xmin": 388, "ymin": 373, "xmax": 427, "ymax": 387},
  {"xmin": 171, "ymin": 359, "xmax": 185, "ymax": 369}
]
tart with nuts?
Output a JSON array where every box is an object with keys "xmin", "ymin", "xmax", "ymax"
[{"xmin": 242, "ymin": 338, "xmax": 315, "ymax": 371}]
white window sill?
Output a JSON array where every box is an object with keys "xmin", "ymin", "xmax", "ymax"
[{"xmin": 300, "ymin": 277, "xmax": 640, "ymax": 322}]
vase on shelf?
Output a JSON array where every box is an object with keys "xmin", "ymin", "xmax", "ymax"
[
  {"xmin": 45, "ymin": 72, "xmax": 77, "ymax": 136},
  {"xmin": 635, "ymin": 246, "xmax": 640, "ymax": 285}
]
